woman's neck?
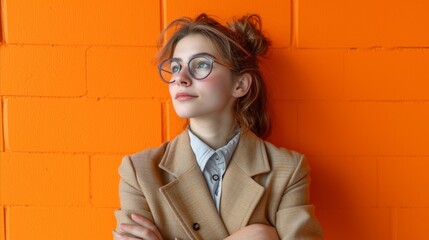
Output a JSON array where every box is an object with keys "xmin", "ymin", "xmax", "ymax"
[{"xmin": 189, "ymin": 117, "xmax": 237, "ymax": 149}]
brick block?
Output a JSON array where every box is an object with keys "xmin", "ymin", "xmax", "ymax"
[
  {"xmin": 309, "ymin": 156, "xmax": 377, "ymax": 208},
  {"xmin": 0, "ymin": 45, "xmax": 86, "ymax": 96},
  {"xmin": 87, "ymin": 47, "xmax": 169, "ymax": 98},
  {"xmin": 379, "ymin": 157, "xmax": 429, "ymax": 207},
  {"xmin": 90, "ymin": 154, "xmax": 122, "ymax": 207},
  {"xmin": 298, "ymin": 0, "xmax": 429, "ymax": 48},
  {"xmin": 298, "ymin": 102, "xmax": 429, "ymax": 155},
  {"xmin": 379, "ymin": 1, "xmax": 429, "ymax": 47},
  {"xmin": 5, "ymin": 0, "xmax": 160, "ymax": 45},
  {"xmin": 0, "ymin": 152, "xmax": 89, "ymax": 205},
  {"xmin": 265, "ymin": 100, "xmax": 298, "ymax": 150},
  {"xmin": 264, "ymin": 49, "xmax": 344, "ymax": 100},
  {"xmin": 396, "ymin": 208, "xmax": 429, "ymax": 240},
  {"xmin": 164, "ymin": 0, "xmax": 291, "ymax": 48},
  {"xmin": 345, "ymin": 49, "xmax": 429, "ymax": 100},
  {"xmin": 298, "ymin": 0, "xmax": 380, "ymax": 48},
  {"xmin": 5, "ymin": 98, "xmax": 162, "ymax": 153},
  {"xmin": 317, "ymin": 207, "xmax": 392, "ymax": 240},
  {"xmin": 8, "ymin": 206, "xmax": 115, "ymax": 240},
  {"xmin": 167, "ymin": 101, "xmax": 188, "ymax": 141}
]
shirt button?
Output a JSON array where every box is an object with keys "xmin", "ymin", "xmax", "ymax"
[
  {"xmin": 215, "ymin": 155, "xmax": 219, "ymax": 160},
  {"xmin": 193, "ymin": 223, "xmax": 200, "ymax": 231},
  {"xmin": 212, "ymin": 174, "xmax": 219, "ymax": 181}
]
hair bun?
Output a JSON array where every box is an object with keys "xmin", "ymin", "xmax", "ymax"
[{"xmin": 227, "ymin": 14, "xmax": 271, "ymax": 57}]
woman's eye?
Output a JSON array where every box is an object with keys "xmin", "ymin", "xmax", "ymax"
[
  {"xmin": 171, "ymin": 65, "xmax": 180, "ymax": 73},
  {"xmin": 196, "ymin": 61, "xmax": 211, "ymax": 69}
]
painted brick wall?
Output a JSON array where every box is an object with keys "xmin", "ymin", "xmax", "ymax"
[{"xmin": 1, "ymin": 0, "xmax": 428, "ymax": 239}]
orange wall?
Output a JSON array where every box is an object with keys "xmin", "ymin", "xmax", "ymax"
[{"xmin": 1, "ymin": 0, "xmax": 429, "ymax": 239}]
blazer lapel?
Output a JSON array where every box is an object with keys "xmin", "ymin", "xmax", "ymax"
[
  {"xmin": 159, "ymin": 132, "xmax": 229, "ymax": 239},
  {"xmin": 220, "ymin": 131, "xmax": 271, "ymax": 234}
]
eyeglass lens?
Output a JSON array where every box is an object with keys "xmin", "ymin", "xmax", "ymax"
[{"xmin": 159, "ymin": 57, "xmax": 214, "ymax": 83}]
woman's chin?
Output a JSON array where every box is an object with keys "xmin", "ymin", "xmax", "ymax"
[{"xmin": 174, "ymin": 111, "xmax": 195, "ymax": 119}]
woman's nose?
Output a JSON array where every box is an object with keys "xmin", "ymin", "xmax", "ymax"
[{"xmin": 174, "ymin": 67, "xmax": 192, "ymax": 86}]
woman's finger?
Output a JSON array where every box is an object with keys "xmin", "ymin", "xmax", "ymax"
[
  {"xmin": 131, "ymin": 213, "xmax": 163, "ymax": 240},
  {"xmin": 114, "ymin": 230, "xmax": 143, "ymax": 240},
  {"xmin": 120, "ymin": 223, "xmax": 158, "ymax": 240}
]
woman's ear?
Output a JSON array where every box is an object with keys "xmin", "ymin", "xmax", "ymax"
[{"xmin": 232, "ymin": 73, "xmax": 252, "ymax": 98}]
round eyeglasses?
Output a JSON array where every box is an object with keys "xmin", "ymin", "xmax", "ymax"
[{"xmin": 158, "ymin": 55, "xmax": 230, "ymax": 84}]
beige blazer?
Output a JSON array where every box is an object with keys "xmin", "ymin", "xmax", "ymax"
[{"xmin": 114, "ymin": 131, "xmax": 323, "ymax": 240}]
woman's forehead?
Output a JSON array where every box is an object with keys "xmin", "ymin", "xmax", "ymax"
[{"xmin": 173, "ymin": 34, "xmax": 219, "ymax": 59}]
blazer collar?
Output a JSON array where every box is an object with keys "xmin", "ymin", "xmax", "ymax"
[
  {"xmin": 158, "ymin": 130, "xmax": 270, "ymax": 177},
  {"xmin": 228, "ymin": 130, "xmax": 271, "ymax": 176},
  {"xmin": 158, "ymin": 131, "xmax": 196, "ymax": 177}
]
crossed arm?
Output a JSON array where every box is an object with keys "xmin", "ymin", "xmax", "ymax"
[{"xmin": 114, "ymin": 213, "xmax": 279, "ymax": 240}]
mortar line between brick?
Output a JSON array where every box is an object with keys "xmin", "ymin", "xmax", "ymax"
[
  {"xmin": 392, "ymin": 208, "xmax": 397, "ymax": 240},
  {"xmin": 341, "ymin": 51, "xmax": 346, "ymax": 99},
  {"xmin": 3, "ymin": 207, "xmax": 7, "ymax": 240},
  {"xmin": 1, "ymin": 98, "xmax": 8, "ymax": 151},
  {"xmin": 3, "ymin": 42, "xmax": 429, "ymax": 50},
  {"xmin": 0, "ymin": 95, "xmax": 171, "ymax": 102},
  {"xmin": 291, "ymin": 0, "xmax": 298, "ymax": 48},
  {"xmin": 1, "ymin": 98, "xmax": 5, "ymax": 151},
  {"xmin": 3, "ymin": 204, "xmax": 107, "ymax": 208},
  {"xmin": 84, "ymin": 46, "xmax": 92, "ymax": 97},
  {"xmin": 1, "ymin": 0, "xmax": 9, "ymax": 44},
  {"xmin": 376, "ymin": 157, "xmax": 379, "ymax": 207},
  {"xmin": 88, "ymin": 155, "xmax": 93, "ymax": 206},
  {"xmin": 5, "ymin": 43, "xmax": 159, "ymax": 48},
  {"xmin": 2, "ymin": 150, "xmax": 135, "ymax": 156},
  {"xmin": 160, "ymin": 0, "xmax": 166, "ymax": 32}
]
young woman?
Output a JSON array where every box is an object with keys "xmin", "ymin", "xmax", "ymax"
[{"xmin": 114, "ymin": 13, "xmax": 322, "ymax": 240}]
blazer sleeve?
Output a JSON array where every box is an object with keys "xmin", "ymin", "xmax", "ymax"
[
  {"xmin": 113, "ymin": 155, "xmax": 154, "ymax": 237},
  {"xmin": 275, "ymin": 154, "xmax": 323, "ymax": 239}
]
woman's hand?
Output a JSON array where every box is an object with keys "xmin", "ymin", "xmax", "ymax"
[
  {"xmin": 114, "ymin": 213, "xmax": 163, "ymax": 240},
  {"xmin": 224, "ymin": 224, "xmax": 279, "ymax": 240}
]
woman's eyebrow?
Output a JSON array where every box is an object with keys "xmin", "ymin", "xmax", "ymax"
[
  {"xmin": 192, "ymin": 52, "xmax": 217, "ymax": 58},
  {"xmin": 172, "ymin": 52, "xmax": 217, "ymax": 61}
]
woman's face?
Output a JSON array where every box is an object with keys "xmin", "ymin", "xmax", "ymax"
[{"xmin": 168, "ymin": 34, "xmax": 237, "ymax": 121}]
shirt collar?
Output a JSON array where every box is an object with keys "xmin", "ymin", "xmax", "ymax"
[{"xmin": 188, "ymin": 129, "xmax": 240, "ymax": 172}]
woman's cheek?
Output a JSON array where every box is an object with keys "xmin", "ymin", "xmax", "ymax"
[{"xmin": 202, "ymin": 73, "xmax": 232, "ymax": 91}]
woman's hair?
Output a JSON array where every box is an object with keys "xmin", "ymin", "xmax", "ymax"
[{"xmin": 157, "ymin": 13, "xmax": 271, "ymax": 138}]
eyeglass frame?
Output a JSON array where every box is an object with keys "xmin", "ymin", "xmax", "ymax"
[{"xmin": 157, "ymin": 53, "xmax": 232, "ymax": 84}]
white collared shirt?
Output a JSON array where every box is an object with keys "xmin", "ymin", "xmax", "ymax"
[{"xmin": 188, "ymin": 129, "xmax": 240, "ymax": 211}]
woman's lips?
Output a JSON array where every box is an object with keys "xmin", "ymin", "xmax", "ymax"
[{"xmin": 175, "ymin": 92, "xmax": 197, "ymax": 101}]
